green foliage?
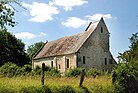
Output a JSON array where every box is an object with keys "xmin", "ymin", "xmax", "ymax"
[
  {"xmin": 90, "ymin": 84, "xmax": 115, "ymax": 93},
  {"xmin": 0, "ymin": 30, "xmax": 30, "ymax": 66},
  {"xmin": 118, "ymin": 32, "xmax": 138, "ymax": 63},
  {"xmin": 18, "ymin": 85, "xmax": 90, "ymax": 93},
  {"xmin": 0, "ymin": 86, "xmax": 15, "ymax": 93},
  {"xmin": 0, "ymin": 62, "xmax": 20, "ymax": 76},
  {"xmin": 20, "ymin": 64, "xmax": 32, "ymax": 75},
  {"xmin": 86, "ymin": 68, "xmax": 109, "ymax": 78},
  {"xmin": 86, "ymin": 68, "xmax": 100, "ymax": 78},
  {"xmin": 65, "ymin": 68, "xmax": 82, "ymax": 77},
  {"xmin": 44, "ymin": 65, "xmax": 51, "ymax": 71},
  {"xmin": 115, "ymin": 32, "xmax": 138, "ymax": 93},
  {"xmin": 20, "ymin": 85, "xmax": 52, "ymax": 93},
  {"xmin": 21, "ymin": 64, "xmax": 32, "ymax": 73},
  {"xmin": 46, "ymin": 68, "xmax": 61, "ymax": 77},
  {"xmin": 112, "ymin": 63, "xmax": 138, "ymax": 93},
  {"xmin": 0, "ymin": 0, "xmax": 29, "ymax": 66},
  {"xmin": 52, "ymin": 86, "xmax": 76, "ymax": 93},
  {"xmin": 0, "ymin": 63, "xmax": 33, "ymax": 76},
  {"xmin": 32, "ymin": 65, "xmax": 60, "ymax": 77},
  {"xmin": 27, "ymin": 41, "xmax": 44, "ymax": 59},
  {"xmin": 0, "ymin": 74, "xmax": 116, "ymax": 93},
  {"xmin": 0, "ymin": 0, "xmax": 21, "ymax": 30},
  {"xmin": 33, "ymin": 65, "xmax": 41, "ymax": 75}
]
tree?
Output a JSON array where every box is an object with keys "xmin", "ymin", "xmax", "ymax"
[
  {"xmin": 27, "ymin": 42, "xmax": 45, "ymax": 59},
  {"xmin": 0, "ymin": 29, "xmax": 30, "ymax": 66},
  {"xmin": 112, "ymin": 32, "xmax": 138, "ymax": 93},
  {"xmin": 0, "ymin": 0, "xmax": 30, "ymax": 66},
  {"xmin": 118, "ymin": 32, "xmax": 138, "ymax": 63},
  {"xmin": 0, "ymin": 0, "xmax": 21, "ymax": 29}
]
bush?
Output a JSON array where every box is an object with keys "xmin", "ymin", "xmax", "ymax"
[
  {"xmin": 45, "ymin": 65, "xmax": 51, "ymax": 72},
  {"xmin": 86, "ymin": 68, "xmax": 101, "ymax": 78},
  {"xmin": 33, "ymin": 65, "xmax": 42, "ymax": 75},
  {"xmin": 0, "ymin": 62, "xmax": 20, "ymax": 76},
  {"xmin": 112, "ymin": 63, "xmax": 138, "ymax": 93},
  {"xmin": 65, "ymin": 68, "xmax": 82, "ymax": 77},
  {"xmin": 32, "ymin": 65, "xmax": 60, "ymax": 77},
  {"xmin": 22, "ymin": 64, "xmax": 32, "ymax": 72},
  {"xmin": 20, "ymin": 64, "xmax": 32, "ymax": 75},
  {"xmin": 46, "ymin": 68, "xmax": 61, "ymax": 77}
]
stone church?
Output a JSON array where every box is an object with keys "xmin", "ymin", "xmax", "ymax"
[{"xmin": 32, "ymin": 18, "xmax": 116, "ymax": 74}]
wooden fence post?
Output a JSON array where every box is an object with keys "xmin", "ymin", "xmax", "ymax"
[
  {"xmin": 42, "ymin": 63, "xmax": 45, "ymax": 87},
  {"xmin": 79, "ymin": 68, "xmax": 85, "ymax": 87}
]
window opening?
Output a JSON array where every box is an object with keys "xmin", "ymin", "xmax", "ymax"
[
  {"xmin": 101, "ymin": 27, "xmax": 103, "ymax": 33},
  {"xmin": 83, "ymin": 56, "xmax": 85, "ymax": 64},
  {"xmin": 66, "ymin": 59, "xmax": 69, "ymax": 68},
  {"xmin": 105, "ymin": 58, "xmax": 107, "ymax": 65}
]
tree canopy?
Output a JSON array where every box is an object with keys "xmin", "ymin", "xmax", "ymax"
[
  {"xmin": 27, "ymin": 42, "xmax": 45, "ymax": 59},
  {"xmin": 0, "ymin": 29, "xmax": 30, "ymax": 66},
  {"xmin": 0, "ymin": 0, "xmax": 30, "ymax": 66},
  {"xmin": 112, "ymin": 32, "xmax": 138, "ymax": 93},
  {"xmin": 118, "ymin": 32, "xmax": 138, "ymax": 63},
  {"xmin": 0, "ymin": 0, "xmax": 21, "ymax": 29}
]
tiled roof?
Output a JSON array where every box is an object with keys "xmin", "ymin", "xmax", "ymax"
[{"xmin": 33, "ymin": 20, "xmax": 99, "ymax": 59}]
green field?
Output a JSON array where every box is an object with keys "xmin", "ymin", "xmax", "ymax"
[{"xmin": 0, "ymin": 75, "xmax": 116, "ymax": 93}]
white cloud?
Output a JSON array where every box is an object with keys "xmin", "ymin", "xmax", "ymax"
[
  {"xmin": 86, "ymin": 13, "xmax": 112, "ymax": 21},
  {"xmin": 39, "ymin": 32, "xmax": 47, "ymax": 36},
  {"xmin": 14, "ymin": 32, "xmax": 35, "ymax": 39},
  {"xmin": 14, "ymin": 32, "xmax": 47, "ymax": 39},
  {"xmin": 62, "ymin": 13, "xmax": 114, "ymax": 28},
  {"xmin": 62, "ymin": 17, "xmax": 87, "ymax": 28},
  {"xmin": 50, "ymin": 0, "xmax": 88, "ymax": 11},
  {"xmin": 22, "ymin": 2, "xmax": 59, "ymax": 22}
]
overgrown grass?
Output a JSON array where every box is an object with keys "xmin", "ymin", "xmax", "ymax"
[{"xmin": 0, "ymin": 75, "xmax": 116, "ymax": 93}]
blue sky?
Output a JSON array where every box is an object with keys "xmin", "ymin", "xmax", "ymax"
[{"xmin": 8, "ymin": 0, "xmax": 138, "ymax": 61}]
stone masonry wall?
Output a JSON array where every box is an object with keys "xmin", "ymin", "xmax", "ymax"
[{"xmin": 77, "ymin": 20, "xmax": 116, "ymax": 72}]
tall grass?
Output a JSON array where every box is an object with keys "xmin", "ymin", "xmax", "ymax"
[{"xmin": 0, "ymin": 75, "xmax": 116, "ymax": 93}]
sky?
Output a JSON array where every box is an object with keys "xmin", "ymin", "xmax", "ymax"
[{"xmin": 8, "ymin": 0, "xmax": 138, "ymax": 61}]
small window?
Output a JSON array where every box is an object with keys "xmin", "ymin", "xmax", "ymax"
[
  {"xmin": 83, "ymin": 56, "xmax": 85, "ymax": 64},
  {"xmin": 66, "ymin": 59, "xmax": 69, "ymax": 68},
  {"xmin": 105, "ymin": 58, "xmax": 107, "ymax": 65},
  {"xmin": 51, "ymin": 61, "xmax": 53, "ymax": 68},
  {"xmin": 101, "ymin": 27, "xmax": 103, "ymax": 33},
  {"xmin": 58, "ymin": 64, "xmax": 61, "ymax": 69}
]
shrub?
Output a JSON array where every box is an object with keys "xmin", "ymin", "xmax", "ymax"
[
  {"xmin": 45, "ymin": 65, "xmax": 51, "ymax": 72},
  {"xmin": 0, "ymin": 62, "xmax": 20, "ymax": 76},
  {"xmin": 32, "ymin": 65, "xmax": 60, "ymax": 76},
  {"xmin": 20, "ymin": 64, "xmax": 32, "ymax": 75},
  {"xmin": 65, "ymin": 68, "xmax": 82, "ymax": 77},
  {"xmin": 47, "ymin": 68, "xmax": 61, "ymax": 77},
  {"xmin": 33, "ymin": 65, "xmax": 42, "ymax": 75},
  {"xmin": 86, "ymin": 68, "xmax": 101, "ymax": 78},
  {"xmin": 112, "ymin": 63, "xmax": 138, "ymax": 93},
  {"xmin": 22, "ymin": 64, "xmax": 32, "ymax": 72}
]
